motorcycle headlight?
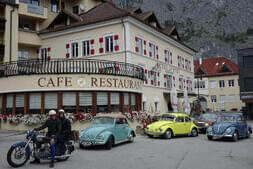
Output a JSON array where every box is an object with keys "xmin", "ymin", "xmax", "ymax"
[
  {"xmin": 207, "ymin": 127, "xmax": 212, "ymax": 132},
  {"xmin": 96, "ymin": 134, "xmax": 104, "ymax": 140},
  {"xmin": 225, "ymin": 128, "xmax": 232, "ymax": 134}
]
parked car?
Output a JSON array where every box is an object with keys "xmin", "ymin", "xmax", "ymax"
[
  {"xmin": 206, "ymin": 113, "xmax": 252, "ymax": 141},
  {"xmin": 145, "ymin": 113, "xmax": 199, "ymax": 139},
  {"xmin": 194, "ymin": 113, "xmax": 218, "ymax": 133},
  {"xmin": 79, "ymin": 114, "xmax": 136, "ymax": 149}
]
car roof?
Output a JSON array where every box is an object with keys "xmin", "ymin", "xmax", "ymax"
[
  {"xmin": 95, "ymin": 113, "xmax": 127, "ymax": 119},
  {"xmin": 168, "ymin": 113, "xmax": 190, "ymax": 117},
  {"xmin": 220, "ymin": 113, "xmax": 242, "ymax": 117}
]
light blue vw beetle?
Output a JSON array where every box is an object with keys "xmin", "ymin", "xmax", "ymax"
[
  {"xmin": 79, "ymin": 114, "xmax": 136, "ymax": 149},
  {"xmin": 206, "ymin": 113, "xmax": 252, "ymax": 141}
]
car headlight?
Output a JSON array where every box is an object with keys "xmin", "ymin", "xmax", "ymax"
[
  {"xmin": 159, "ymin": 128, "xmax": 163, "ymax": 131},
  {"xmin": 96, "ymin": 134, "xmax": 104, "ymax": 140},
  {"xmin": 146, "ymin": 126, "xmax": 149, "ymax": 129},
  {"xmin": 225, "ymin": 128, "xmax": 232, "ymax": 134},
  {"xmin": 207, "ymin": 127, "xmax": 212, "ymax": 132},
  {"xmin": 205, "ymin": 123, "xmax": 209, "ymax": 127}
]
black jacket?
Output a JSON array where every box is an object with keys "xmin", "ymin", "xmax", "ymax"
[
  {"xmin": 58, "ymin": 117, "xmax": 71, "ymax": 138},
  {"xmin": 35, "ymin": 118, "xmax": 62, "ymax": 137}
]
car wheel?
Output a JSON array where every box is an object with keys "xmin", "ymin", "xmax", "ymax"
[
  {"xmin": 233, "ymin": 131, "xmax": 238, "ymax": 142},
  {"xmin": 128, "ymin": 132, "xmax": 135, "ymax": 143},
  {"xmin": 246, "ymin": 129, "xmax": 251, "ymax": 138},
  {"xmin": 163, "ymin": 129, "xmax": 172, "ymax": 139},
  {"xmin": 207, "ymin": 136, "xmax": 213, "ymax": 141},
  {"xmin": 191, "ymin": 128, "xmax": 198, "ymax": 137},
  {"xmin": 105, "ymin": 136, "xmax": 113, "ymax": 150}
]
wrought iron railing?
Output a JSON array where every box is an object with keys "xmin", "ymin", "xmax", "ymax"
[{"xmin": 0, "ymin": 59, "xmax": 145, "ymax": 80}]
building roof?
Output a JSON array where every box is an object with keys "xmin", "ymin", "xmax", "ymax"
[
  {"xmin": 194, "ymin": 57, "xmax": 239, "ymax": 78},
  {"xmin": 39, "ymin": 1, "xmax": 196, "ymax": 53}
]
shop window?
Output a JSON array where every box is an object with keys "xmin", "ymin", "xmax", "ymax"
[
  {"xmin": 105, "ymin": 35, "xmax": 114, "ymax": 53},
  {"xmin": 63, "ymin": 92, "xmax": 76, "ymax": 113},
  {"xmin": 16, "ymin": 94, "xmax": 24, "ymax": 114},
  {"xmin": 79, "ymin": 92, "xmax": 92, "ymax": 113},
  {"xmin": 97, "ymin": 92, "xmax": 108, "ymax": 113},
  {"xmin": 29, "ymin": 93, "xmax": 41, "ymax": 114},
  {"xmin": 71, "ymin": 42, "xmax": 79, "ymax": 58},
  {"xmin": 123, "ymin": 93, "xmax": 129, "ymax": 112},
  {"xmin": 45, "ymin": 93, "xmax": 57, "ymax": 113},
  {"xmin": 82, "ymin": 40, "xmax": 90, "ymax": 57},
  {"xmin": 131, "ymin": 94, "xmax": 136, "ymax": 111},
  {"xmin": 111, "ymin": 93, "xmax": 120, "ymax": 112},
  {"xmin": 51, "ymin": 0, "xmax": 58, "ymax": 13},
  {"xmin": 6, "ymin": 94, "xmax": 13, "ymax": 114}
]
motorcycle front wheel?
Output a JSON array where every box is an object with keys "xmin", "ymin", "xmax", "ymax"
[{"xmin": 7, "ymin": 146, "xmax": 29, "ymax": 168}]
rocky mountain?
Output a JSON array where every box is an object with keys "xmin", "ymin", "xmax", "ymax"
[{"xmin": 113, "ymin": 0, "xmax": 253, "ymax": 62}]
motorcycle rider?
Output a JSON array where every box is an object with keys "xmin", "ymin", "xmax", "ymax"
[
  {"xmin": 32, "ymin": 110, "xmax": 62, "ymax": 168},
  {"xmin": 57, "ymin": 109, "xmax": 71, "ymax": 154}
]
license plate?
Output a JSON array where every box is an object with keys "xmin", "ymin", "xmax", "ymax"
[{"xmin": 83, "ymin": 141, "xmax": 92, "ymax": 146}]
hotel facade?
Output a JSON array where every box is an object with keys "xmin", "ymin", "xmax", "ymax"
[{"xmin": 0, "ymin": 0, "xmax": 196, "ymax": 129}]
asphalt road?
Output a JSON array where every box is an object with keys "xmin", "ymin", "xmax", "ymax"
[{"xmin": 0, "ymin": 131, "xmax": 253, "ymax": 169}]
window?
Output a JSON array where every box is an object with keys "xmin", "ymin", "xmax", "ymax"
[
  {"xmin": 29, "ymin": 93, "xmax": 41, "ymax": 114},
  {"xmin": 165, "ymin": 74, "xmax": 172, "ymax": 89},
  {"xmin": 71, "ymin": 42, "xmax": 78, "ymax": 58},
  {"xmin": 23, "ymin": 0, "xmax": 40, "ymax": 6},
  {"xmin": 40, "ymin": 48, "xmax": 48, "ymax": 61},
  {"xmin": 185, "ymin": 117, "xmax": 191, "ymax": 122},
  {"xmin": 165, "ymin": 49, "xmax": 170, "ymax": 64},
  {"xmin": 243, "ymin": 56, "xmax": 253, "ymax": 68},
  {"xmin": 45, "ymin": 93, "xmax": 57, "ymax": 113},
  {"xmin": 97, "ymin": 92, "xmax": 108, "ymax": 113},
  {"xmin": 228, "ymin": 80, "xmax": 234, "ymax": 87},
  {"xmin": 245, "ymin": 78, "xmax": 253, "ymax": 91},
  {"xmin": 136, "ymin": 38, "xmax": 143, "ymax": 55},
  {"xmin": 228, "ymin": 95, "xmax": 235, "ymax": 102},
  {"xmin": 18, "ymin": 51, "xmax": 29, "ymax": 61},
  {"xmin": 63, "ymin": 92, "xmax": 76, "ymax": 113},
  {"xmin": 82, "ymin": 40, "xmax": 90, "ymax": 57},
  {"xmin": 150, "ymin": 43, "xmax": 155, "ymax": 59},
  {"xmin": 19, "ymin": 17, "xmax": 36, "ymax": 31},
  {"xmin": 210, "ymin": 80, "xmax": 216, "ymax": 89},
  {"xmin": 79, "ymin": 92, "xmax": 92, "ymax": 113},
  {"xmin": 72, "ymin": 5, "xmax": 79, "ymax": 14},
  {"xmin": 51, "ymin": 0, "xmax": 58, "ymax": 12},
  {"xmin": 131, "ymin": 94, "xmax": 136, "ymax": 111},
  {"xmin": 211, "ymin": 95, "xmax": 217, "ymax": 103},
  {"xmin": 176, "ymin": 116, "xmax": 184, "ymax": 123},
  {"xmin": 123, "ymin": 93, "xmax": 129, "ymax": 112},
  {"xmin": 180, "ymin": 77, "xmax": 184, "ymax": 89},
  {"xmin": 219, "ymin": 80, "xmax": 225, "ymax": 88},
  {"xmin": 111, "ymin": 93, "xmax": 120, "ymax": 112},
  {"xmin": 16, "ymin": 94, "xmax": 24, "ymax": 114},
  {"xmin": 150, "ymin": 71, "xmax": 157, "ymax": 86},
  {"xmin": 143, "ymin": 101, "xmax": 147, "ymax": 111},
  {"xmin": 6, "ymin": 94, "xmax": 13, "ymax": 114},
  {"xmin": 105, "ymin": 35, "xmax": 114, "ymax": 53}
]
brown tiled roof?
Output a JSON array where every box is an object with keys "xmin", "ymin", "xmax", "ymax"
[
  {"xmin": 126, "ymin": 6, "xmax": 142, "ymax": 14},
  {"xmin": 163, "ymin": 26, "xmax": 176, "ymax": 35},
  {"xmin": 194, "ymin": 57, "xmax": 238, "ymax": 78}
]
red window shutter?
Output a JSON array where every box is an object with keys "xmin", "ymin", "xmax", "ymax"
[
  {"xmin": 165, "ymin": 58, "xmax": 167, "ymax": 62},
  {"xmin": 144, "ymin": 50, "xmax": 147, "ymax": 55},
  {"xmin": 170, "ymin": 59, "xmax": 173, "ymax": 64},
  {"xmin": 144, "ymin": 40, "xmax": 146, "ymax": 45},
  {"xmin": 156, "ymin": 54, "xmax": 159, "ymax": 59},
  {"xmin": 170, "ymin": 52, "xmax": 172, "ymax": 56},
  {"xmin": 156, "ymin": 46, "xmax": 158, "ymax": 50},
  {"xmin": 145, "ymin": 80, "xmax": 148, "ymax": 84},
  {"xmin": 144, "ymin": 69, "xmax": 147, "ymax": 74},
  {"xmin": 66, "ymin": 44, "xmax": 70, "ymax": 49},
  {"xmin": 149, "ymin": 52, "xmax": 152, "ymax": 57},
  {"xmin": 114, "ymin": 35, "xmax": 119, "ymax": 40},
  {"xmin": 164, "ymin": 74, "xmax": 166, "ymax": 78},
  {"xmin": 149, "ymin": 43, "xmax": 152, "ymax": 47},
  {"xmin": 151, "ymin": 80, "xmax": 154, "ymax": 85},
  {"xmin": 157, "ymin": 72, "xmax": 160, "ymax": 77},
  {"xmin": 90, "ymin": 49, "xmax": 95, "ymax": 55},
  {"xmin": 135, "ymin": 47, "xmax": 139, "ymax": 52},
  {"xmin": 66, "ymin": 53, "xmax": 70, "ymax": 58},
  {"xmin": 47, "ymin": 47, "xmax": 51, "ymax": 52},
  {"xmin": 114, "ymin": 45, "xmax": 119, "ymax": 51},
  {"xmin": 90, "ymin": 39, "xmax": 95, "ymax": 44},
  {"xmin": 164, "ymin": 82, "xmax": 166, "ymax": 87},
  {"xmin": 158, "ymin": 81, "xmax": 160, "ymax": 86},
  {"xmin": 135, "ymin": 37, "xmax": 138, "ymax": 42},
  {"xmin": 99, "ymin": 48, "xmax": 104, "ymax": 53},
  {"xmin": 151, "ymin": 71, "xmax": 153, "ymax": 75},
  {"xmin": 99, "ymin": 37, "xmax": 103, "ymax": 43},
  {"xmin": 164, "ymin": 50, "xmax": 167, "ymax": 54},
  {"xmin": 47, "ymin": 56, "xmax": 51, "ymax": 60}
]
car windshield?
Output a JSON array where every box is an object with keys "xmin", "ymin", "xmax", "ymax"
[
  {"xmin": 159, "ymin": 115, "xmax": 175, "ymax": 121},
  {"xmin": 200, "ymin": 114, "xmax": 217, "ymax": 121},
  {"xmin": 92, "ymin": 117, "xmax": 115, "ymax": 125},
  {"xmin": 217, "ymin": 115, "xmax": 236, "ymax": 123}
]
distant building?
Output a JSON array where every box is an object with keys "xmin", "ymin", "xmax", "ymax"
[
  {"xmin": 194, "ymin": 57, "xmax": 244, "ymax": 112},
  {"xmin": 237, "ymin": 48, "xmax": 253, "ymax": 120}
]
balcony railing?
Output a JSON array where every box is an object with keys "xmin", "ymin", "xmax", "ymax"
[{"xmin": 0, "ymin": 59, "xmax": 145, "ymax": 80}]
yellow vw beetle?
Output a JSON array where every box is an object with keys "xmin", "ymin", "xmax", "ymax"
[{"xmin": 145, "ymin": 113, "xmax": 199, "ymax": 139}]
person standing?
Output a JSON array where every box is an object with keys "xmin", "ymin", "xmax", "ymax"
[{"xmin": 33, "ymin": 110, "xmax": 62, "ymax": 168}]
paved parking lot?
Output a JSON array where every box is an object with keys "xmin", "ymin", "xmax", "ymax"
[{"xmin": 0, "ymin": 131, "xmax": 253, "ymax": 169}]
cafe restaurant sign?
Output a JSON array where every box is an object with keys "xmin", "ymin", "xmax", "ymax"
[{"xmin": 37, "ymin": 75, "xmax": 143, "ymax": 90}]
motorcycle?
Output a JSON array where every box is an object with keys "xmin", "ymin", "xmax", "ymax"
[{"xmin": 7, "ymin": 130, "xmax": 75, "ymax": 168}]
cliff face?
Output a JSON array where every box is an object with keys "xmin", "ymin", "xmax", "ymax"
[{"xmin": 114, "ymin": 0, "xmax": 253, "ymax": 62}]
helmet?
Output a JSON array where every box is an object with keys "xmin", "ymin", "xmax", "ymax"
[
  {"xmin": 58, "ymin": 109, "xmax": 65, "ymax": 114},
  {"xmin": 48, "ymin": 110, "xmax": 56, "ymax": 116}
]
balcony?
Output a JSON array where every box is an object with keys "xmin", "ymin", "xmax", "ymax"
[
  {"xmin": 0, "ymin": 0, "xmax": 18, "ymax": 5},
  {"xmin": 19, "ymin": 2, "xmax": 48, "ymax": 19},
  {"xmin": 19, "ymin": 29, "xmax": 42, "ymax": 46},
  {"xmin": 0, "ymin": 59, "xmax": 145, "ymax": 80}
]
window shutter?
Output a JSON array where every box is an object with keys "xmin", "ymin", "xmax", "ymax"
[
  {"xmin": 45, "ymin": 93, "xmax": 57, "ymax": 109},
  {"xmin": 66, "ymin": 43, "xmax": 70, "ymax": 58},
  {"xmin": 16, "ymin": 94, "xmax": 24, "ymax": 108},
  {"xmin": 156, "ymin": 45, "xmax": 159, "ymax": 59},
  {"xmin": 97, "ymin": 92, "xmax": 108, "ymax": 105},
  {"xmin": 63, "ymin": 93, "xmax": 76, "ymax": 106},
  {"xmin": 90, "ymin": 39, "xmax": 95, "ymax": 55},
  {"xmin": 173, "ymin": 76, "xmax": 176, "ymax": 87},
  {"xmin": 124, "ymin": 93, "xmax": 129, "ymax": 105},
  {"xmin": 6, "ymin": 94, "xmax": 13, "ymax": 108},
  {"xmin": 99, "ymin": 37, "xmax": 104, "ymax": 53},
  {"xmin": 111, "ymin": 93, "xmax": 120, "ymax": 105},
  {"xmin": 114, "ymin": 35, "xmax": 119, "ymax": 51},
  {"xmin": 143, "ymin": 40, "xmax": 147, "ymax": 55},
  {"xmin": 135, "ymin": 37, "xmax": 139, "ymax": 53},
  {"xmin": 30, "ymin": 93, "xmax": 41, "ymax": 109},
  {"xmin": 184, "ymin": 79, "xmax": 186, "ymax": 88},
  {"xmin": 80, "ymin": 93, "xmax": 92, "ymax": 106},
  {"xmin": 179, "ymin": 78, "xmax": 182, "ymax": 89},
  {"xmin": 189, "ymin": 61, "xmax": 191, "ymax": 71},
  {"xmin": 178, "ymin": 56, "xmax": 180, "ymax": 67},
  {"xmin": 47, "ymin": 47, "xmax": 51, "ymax": 60},
  {"xmin": 164, "ymin": 50, "xmax": 167, "ymax": 62},
  {"xmin": 170, "ymin": 52, "xmax": 173, "ymax": 64},
  {"xmin": 37, "ymin": 49, "xmax": 40, "ymax": 60},
  {"xmin": 131, "ymin": 94, "xmax": 135, "ymax": 105},
  {"xmin": 182, "ymin": 58, "xmax": 185, "ymax": 69}
]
